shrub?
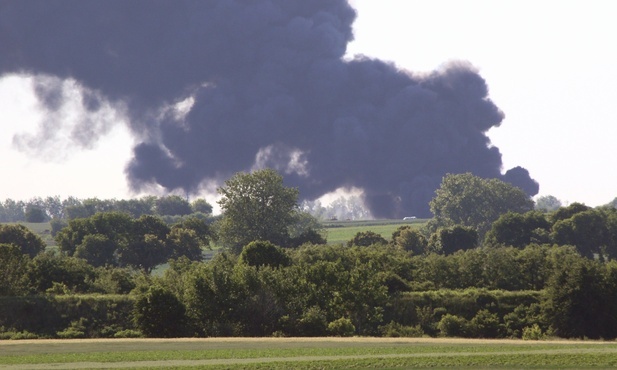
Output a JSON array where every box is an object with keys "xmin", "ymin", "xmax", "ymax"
[
  {"xmin": 468, "ymin": 309, "xmax": 503, "ymax": 338},
  {"xmin": 522, "ymin": 324, "xmax": 546, "ymax": 340},
  {"xmin": 56, "ymin": 319, "xmax": 87, "ymax": 339},
  {"xmin": 379, "ymin": 321, "xmax": 424, "ymax": 337},
  {"xmin": 347, "ymin": 231, "xmax": 387, "ymax": 247},
  {"xmin": 327, "ymin": 317, "xmax": 355, "ymax": 337},
  {"xmin": 437, "ymin": 314, "xmax": 468, "ymax": 337},
  {"xmin": 133, "ymin": 286, "xmax": 188, "ymax": 338},
  {"xmin": 0, "ymin": 326, "xmax": 40, "ymax": 340},
  {"xmin": 296, "ymin": 306, "xmax": 328, "ymax": 336},
  {"xmin": 240, "ymin": 240, "xmax": 290, "ymax": 268},
  {"xmin": 114, "ymin": 329, "xmax": 143, "ymax": 338}
]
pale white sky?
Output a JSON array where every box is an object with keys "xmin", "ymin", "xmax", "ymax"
[{"xmin": 1, "ymin": 0, "xmax": 616, "ymax": 206}]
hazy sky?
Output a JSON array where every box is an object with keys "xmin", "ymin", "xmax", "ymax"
[{"xmin": 1, "ymin": 0, "xmax": 616, "ymax": 206}]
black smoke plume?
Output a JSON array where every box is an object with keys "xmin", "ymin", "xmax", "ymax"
[{"xmin": 0, "ymin": 0, "xmax": 538, "ymax": 218}]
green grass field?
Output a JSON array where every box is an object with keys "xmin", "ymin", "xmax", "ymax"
[
  {"xmin": 324, "ymin": 219, "xmax": 426, "ymax": 245},
  {"xmin": 1, "ymin": 337, "xmax": 617, "ymax": 369}
]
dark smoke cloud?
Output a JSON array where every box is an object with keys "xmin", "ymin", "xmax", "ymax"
[{"xmin": 0, "ymin": 0, "xmax": 538, "ymax": 218}]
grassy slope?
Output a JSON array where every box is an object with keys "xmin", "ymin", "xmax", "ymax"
[{"xmin": 1, "ymin": 338, "xmax": 616, "ymax": 369}]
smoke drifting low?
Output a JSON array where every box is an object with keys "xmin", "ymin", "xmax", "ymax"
[{"xmin": 0, "ymin": 0, "xmax": 538, "ymax": 218}]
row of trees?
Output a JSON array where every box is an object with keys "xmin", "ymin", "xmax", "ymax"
[{"xmin": 0, "ymin": 195, "xmax": 213, "ymax": 223}]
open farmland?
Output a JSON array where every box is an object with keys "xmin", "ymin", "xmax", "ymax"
[
  {"xmin": 324, "ymin": 219, "xmax": 427, "ymax": 245},
  {"xmin": 1, "ymin": 337, "xmax": 617, "ymax": 369}
]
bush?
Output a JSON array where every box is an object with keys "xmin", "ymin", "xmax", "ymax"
[
  {"xmin": 296, "ymin": 306, "xmax": 328, "ymax": 336},
  {"xmin": 114, "ymin": 329, "xmax": 143, "ymax": 338},
  {"xmin": 522, "ymin": 324, "xmax": 546, "ymax": 340},
  {"xmin": 327, "ymin": 317, "xmax": 355, "ymax": 337},
  {"xmin": 0, "ymin": 326, "xmax": 40, "ymax": 340},
  {"xmin": 379, "ymin": 321, "xmax": 424, "ymax": 337},
  {"xmin": 56, "ymin": 318, "xmax": 87, "ymax": 339},
  {"xmin": 133, "ymin": 286, "xmax": 188, "ymax": 338},
  {"xmin": 240, "ymin": 240, "xmax": 290, "ymax": 268},
  {"xmin": 468, "ymin": 309, "xmax": 503, "ymax": 338},
  {"xmin": 437, "ymin": 314, "xmax": 468, "ymax": 337}
]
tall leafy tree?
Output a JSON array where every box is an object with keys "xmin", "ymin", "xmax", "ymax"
[
  {"xmin": 191, "ymin": 198, "xmax": 213, "ymax": 215},
  {"xmin": 217, "ymin": 169, "xmax": 299, "ymax": 252},
  {"xmin": 429, "ymin": 173, "xmax": 534, "ymax": 238},
  {"xmin": 0, "ymin": 244, "xmax": 30, "ymax": 296},
  {"xmin": 391, "ymin": 226, "xmax": 428, "ymax": 255},
  {"xmin": 428, "ymin": 226, "xmax": 478, "ymax": 255},
  {"xmin": 535, "ymin": 195, "xmax": 562, "ymax": 212},
  {"xmin": 347, "ymin": 231, "xmax": 387, "ymax": 247},
  {"xmin": 550, "ymin": 208, "xmax": 617, "ymax": 259},
  {"xmin": 550, "ymin": 202, "xmax": 591, "ymax": 224},
  {"xmin": 155, "ymin": 195, "xmax": 192, "ymax": 216},
  {"xmin": 56, "ymin": 212, "xmax": 133, "ymax": 256},
  {"xmin": 484, "ymin": 211, "xmax": 551, "ymax": 248},
  {"xmin": 544, "ymin": 258, "xmax": 617, "ymax": 339},
  {"xmin": 74, "ymin": 234, "xmax": 116, "ymax": 267}
]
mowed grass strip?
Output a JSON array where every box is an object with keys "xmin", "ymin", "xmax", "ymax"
[{"xmin": 2, "ymin": 338, "xmax": 617, "ymax": 369}]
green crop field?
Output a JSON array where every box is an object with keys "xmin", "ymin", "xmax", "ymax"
[
  {"xmin": 1, "ymin": 337, "xmax": 617, "ymax": 369},
  {"xmin": 324, "ymin": 219, "xmax": 427, "ymax": 245}
]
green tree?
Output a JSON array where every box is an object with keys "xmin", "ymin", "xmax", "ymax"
[
  {"xmin": 217, "ymin": 169, "xmax": 300, "ymax": 252},
  {"xmin": 485, "ymin": 211, "xmax": 551, "ymax": 248},
  {"xmin": 550, "ymin": 202, "xmax": 590, "ymax": 224},
  {"xmin": 115, "ymin": 196, "xmax": 156, "ymax": 218},
  {"xmin": 550, "ymin": 208, "xmax": 614, "ymax": 259},
  {"xmin": 240, "ymin": 240, "xmax": 290, "ymax": 268},
  {"xmin": 27, "ymin": 251, "xmax": 96, "ymax": 293},
  {"xmin": 287, "ymin": 211, "xmax": 327, "ymax": 248},
  {"xmin": 74, "ymin": 234, "xmax": 116, "ymax": 267},
  {"xmin": 0, "ymin": 224, "xmax": 46, "ymax": 257},
  {"xmin": 535, "ymin": 195, "xmax": 562, "ymax": 212},
  {"xmin": 347, "ymin": 231, "xmax": 387, "ymax": 247},
  {"xmin": 166, "ymin": 227, "xmax": 203, "ymax": 261},
  {"xmin": 544, "ymin": 258, "xmax": 616, "ymax": 339},
  {"xmin": 25, "ymin": 205, "xmax": 47, "ymax": 223},
  {"xmin": 134, "ymin": 286, "xmax": 188, "ymax": 337},
  {"xmin": 429, "ymin": 173, "xmax": 534, "ymax": 238},
  {"xmin": 120, "ymin": 215, "xmax": 171, "ymax": 273},
  {"xmin": 56, "ymin": 212, "xmax": 133, "ymax": 256},
  {"xmin": 57, "ymin": 212, "xmax": 176, "ymax": 273},
  {"xmin": 65, "ymin": 197, "xmax": 114, "ymax": 220},
  {"xmin": 0, "ymin": 244, "xmax": 30, "ymax": 295},
  {"xmin": 155, "ymin": 195, "xmax": 192, "ymax": 216},
  {"xmin": 516, "ymin": 244, "xmax": 552, "ymax": 290},
  {"xmin": 173, "ymin": 217, "xmax": 214, "ymax": 248},
  {"xmin": 0, "ymin": 199, "xmax": 25, "ymax": 222},
  {"xmin": 392, "ymin": 226, "xmax": 428, "ymax": 255},
  {"xmin": 191, "ymin": 198, "xmax": 213, "ymax": 215},
  {"xmin": 428, "ymin": 226, "xmax": 478, "ymax": 255}
]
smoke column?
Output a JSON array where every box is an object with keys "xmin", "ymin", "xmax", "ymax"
[{"xmin": 0, "ymin": 0, "xmax": 538, "ymax": 218}]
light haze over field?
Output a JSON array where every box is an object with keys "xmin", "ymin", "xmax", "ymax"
[{"xmin": 1, "ymin": 0, "xmax": 615, "ymax": 216}]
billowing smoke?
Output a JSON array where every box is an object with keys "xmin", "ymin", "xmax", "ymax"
[{"xmin": 0, "ymin": 0, "xmax": 538, "ymax": 218}]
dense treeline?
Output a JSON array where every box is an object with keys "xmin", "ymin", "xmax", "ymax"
[
  {"xmin": 2, "ymin": 170, "xmax": 617, "ymax": 340},
  {"xmin": 0, "ymin": 195, "xmax": 213, "ymax": 223},
  {"xmin": 2, "ymin": 243, "xmax": 617, "ymax": 339}
]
